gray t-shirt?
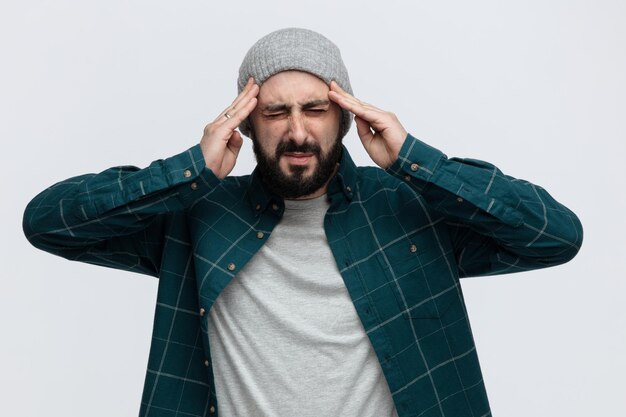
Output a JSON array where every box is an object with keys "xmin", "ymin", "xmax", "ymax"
[{"xmin": 207, "ymin": 194, "xmax": 398, "ymax": 417}]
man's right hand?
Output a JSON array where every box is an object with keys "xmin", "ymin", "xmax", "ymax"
[{"xmin": 200, "ymin": 78, "xmax": 259, "ymax": 179}]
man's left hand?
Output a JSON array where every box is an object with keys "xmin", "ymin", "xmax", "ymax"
[{"xmin": 329, "ymin": 81, "xmax": 408, "ymax": 169}]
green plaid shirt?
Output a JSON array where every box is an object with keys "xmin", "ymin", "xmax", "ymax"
[{"xmin": 23, "ymin": 134, "xmax": 582, "ymax": 417}]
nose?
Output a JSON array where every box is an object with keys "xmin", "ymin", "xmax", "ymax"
[{"xmin": 288, "ymin": 113, "xmax": 308, "ymax": 144}]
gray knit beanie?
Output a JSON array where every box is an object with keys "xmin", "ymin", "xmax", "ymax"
[{"xmin": 237, "ymin": 27, "xmax": 353, "ymax": 139}]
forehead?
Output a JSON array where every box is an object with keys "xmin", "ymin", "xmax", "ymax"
[{"xmin": 257, "ymin": 70, "xmax": 330, "ymax": 105}]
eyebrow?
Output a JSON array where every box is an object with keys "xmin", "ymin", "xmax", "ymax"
[{"xmin": 261, "ymin": 99, "xmax": 330, "ymax": 113}]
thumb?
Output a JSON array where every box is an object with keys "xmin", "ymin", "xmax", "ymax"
[
  {"xmin": 227, "ymin": 130, "xmax": 244, "ymax": 155},
  {"xmin": 355, "ymin": 116, "xmax": 374, "ymax": 145}
]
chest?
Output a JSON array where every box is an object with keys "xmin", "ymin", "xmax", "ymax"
[{"xmin": 186, "ymin": 193, "xmax": 459, "ymax": 327}]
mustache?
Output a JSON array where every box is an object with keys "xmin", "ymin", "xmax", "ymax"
[{"xmin": 275, "ymin": 141, "xmax": 321, "ymax": 158}]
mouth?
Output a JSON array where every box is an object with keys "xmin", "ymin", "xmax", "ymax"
[{"xmin": 282, "ymin": 152, "xmax": 315, "ymax": 166}]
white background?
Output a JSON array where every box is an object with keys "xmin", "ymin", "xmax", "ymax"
[{"xmin": 1, "ymin": 0, "xmax": 625, "ymax": 416}]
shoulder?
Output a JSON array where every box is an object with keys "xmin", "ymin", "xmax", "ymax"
[
  {"xmin": 209, "ymin": 174, "xmax": 253, "ymax": 202},
  {"xmin": 187, "ymin": 173, "xmax": 252, "ymax": 212},
  {"xmin": 356, "ymin": 165, "xmax": 411, "ymax": 197},
  {"xmin": 353, "ymin": 165, "xmax": 439, "ymax": 221},
  {"xmin": 220, "ymin": 174, "xmax": 253, "ymax": 190}
]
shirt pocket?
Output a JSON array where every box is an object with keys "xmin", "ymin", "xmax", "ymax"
[{"xmin": 377, "ymin": 231, "xmax": 458, "ymax": 320}]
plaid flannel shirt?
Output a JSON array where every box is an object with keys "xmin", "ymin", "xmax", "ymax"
[{"xmin": 23, "ymin": 134, "xmax": 582, "ymax": 417}]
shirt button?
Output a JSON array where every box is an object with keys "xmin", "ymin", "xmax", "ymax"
[
  {"xmin": 183, "ymin": 169, "xmax": 192, "ymax": 178},
  {"xmin": 190, "ymin": 182, "xmax": 198, "ymax": 190},
  {"xmin": 204, "ymin": 359, "xmax": 209, "ymax": 367},
  {"xmin": 456, "ymin": 197, "xmax": 464, "ymax": 203},
  {"xmin": 410, "ymin": 244, "xmax": 418, "ymax": 253},
  {"xmin": 346, "ymin": 186, "xmax": 352, "ymax": 193},
  {"xmin": 255, "ymin": 204, "xmax": 261, "ymax": 211},
  {"xmin": 271, "ymin": 203, "xmax": 279, "ymax": 211},
  {"xmin": 209, "ymin": 405, "xmax": 216, "ymax": 413},
  {"xmin": 256, "ymin": 231, "xmax": 264, "ymax": 239},
  {"xmin": 410, "ymin": 163, "xmax": 419, "ymax": 172},
  {"xmin": 199, "ymin": 308, "xmax": 206, "ymax": 317},
  {"xmin": 227, "ymin": 263, "xmax": 236, "ymax": 271},
  {"xmin": 404, "ymin": 175, "xmax": 411, "ymax": 182}
]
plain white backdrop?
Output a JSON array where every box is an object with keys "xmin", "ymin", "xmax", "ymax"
[{"xmin": 1, "ymin": 0, "xmax": 624, "ymax": 416}]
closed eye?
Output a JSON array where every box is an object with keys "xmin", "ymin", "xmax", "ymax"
[
  {"xmin": 264, "ymin": 112, "xmax": 287, "ymax": 119},
  {"xmin": 306, "ymin": 108, "xmax": 328, "ymax": 114}
]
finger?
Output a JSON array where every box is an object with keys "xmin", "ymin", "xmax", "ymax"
[
  {"xmin": 331, "ymin": 81, "xmax": 383, "ymax": 113},
  {"xmin": 330, "ymin": 81, "xmax": 383, "ymax": 112},
  {"xmin": 329, "ymin": 81, "xmax": 356, "ymax": 104},
  {"xmin": 220, "ymin": 96, "xmax": 258, "ymax": 132},
  {"xmin": 329, "ymin": 91, "xmax": 385, "ymax": 125},
  {"xmin": 213, "ymin": 78, "xmax": 258, "ymax": 123},
  {"xmin": 214, "ymin": 87, "xmax": 259, "ymax": 126},
  {"xmin": 330, "ymin": 80, "xmax": 349, "ymax": 96},
  {"xmin": 330, "ymin": 81, "xmax": 367, "ymax": 106},
  {"xmin": 329, "ymin": 82, "xmax": 385, "ymax": 117},
  {"xmin": 214, "ymin": 79, "xmax": 255, "ymax": 122},
  {"xmin": 229, "ymin": 77, "xmax": 257, "ymax": 113},
  {"xmin": 227, "ymin": 130, "xmax": 244, "ymax": 154}
]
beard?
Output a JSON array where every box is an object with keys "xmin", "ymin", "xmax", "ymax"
[{"xmin": 252, "ymin": 135, "xmax": 343, "ymax": 199}]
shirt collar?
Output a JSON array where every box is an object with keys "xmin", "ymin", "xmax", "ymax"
[
  {"xmin": 248, "ymin": 167, "xmax": 282, "ymax": 216},
  {"xmin": 327, "ymin": 145, "xmax": 357, "ymax": 202},
  {"xmin": 247, "ymin": 145, "xmax": 357, "ymax": 214}
]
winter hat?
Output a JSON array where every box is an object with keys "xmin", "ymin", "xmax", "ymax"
[{"xmin": 237, "ymin": 27, "xmax": 353, "ymax": 139}]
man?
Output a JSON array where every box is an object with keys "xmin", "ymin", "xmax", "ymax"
[{"xmin": 23, "ymin": 28, "xmax": 582, "ymax": 417}]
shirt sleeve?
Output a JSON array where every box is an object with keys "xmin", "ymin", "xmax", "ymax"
[
  {"xmin": 386, "ymin": 134, "xmax": 583, "ymax": 278},
  {"xmin": 23, "ymin": 144, "xmax": 219, "ymax": 277}
]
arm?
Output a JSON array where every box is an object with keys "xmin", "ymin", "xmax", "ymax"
[
  {"xmin": 23, "ymin": 145, "xmax": 217, "ymax": 277},
  {"xmin": 387, "ymin": 134, "xmax": 583, "ymax": 277},
  {"xmin": 328, "ymin": 82, "xmax": 583, "ymax": 277},
  {"xmin": 23, "ymin": 78, "xmax": 260, "ymax": 277}
]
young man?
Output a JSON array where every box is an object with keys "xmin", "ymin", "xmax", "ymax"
[{"xmin": 23, "ymin": 28, "xmax": 583, "ymax": 417}]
